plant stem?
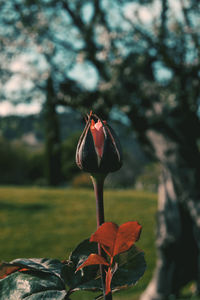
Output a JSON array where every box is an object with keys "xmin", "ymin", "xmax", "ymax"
[
  {"xmin": 91, "ymin": 174, "xmax": 112, "ymax": 300},
  {"xmin": 91, "ymin": 174, "xmax": 105, "ymax": 228}
]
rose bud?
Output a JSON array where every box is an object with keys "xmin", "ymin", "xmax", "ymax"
[{"xmin": 76, "ymin": 113, "xmax": 123, "ymax": 174}]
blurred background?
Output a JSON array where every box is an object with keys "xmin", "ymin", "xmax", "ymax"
[
  {"xmin": 0, "ymin": 0, "xmax": 199, "ymax": 190},
  {"xmin": 1, "ymin": 0, "xmax": 194, "ymax": 190},
  {"xmin": 0, "ymin": 0, "xmax": 200, "ymax": 299}
]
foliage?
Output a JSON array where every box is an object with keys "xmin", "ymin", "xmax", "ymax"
[
  {"xmin": 0, "ymin": 220, "xmax": 145, "ymax": 299},
  {"xmin": 0, "ymin": 115, "xmax": 43, "ymax": 142},
  {"xmin": 71, "ymin": 173, "xmax": 92, "ymax": 188},
  {"xmin": 1, "ymin": 0, "xmax": 199, "ymax": 125},
  {"xmin": 27, "ymin": 150, "xmax": 46, "ymax": 184},
  {"xmin": 0, "ymin": 131, "xmax": 85, "ymax": 186},
  {"xmin": 0, "ymin": 137, "xmax": 27, "ymax": 184},
  {"xmin": 134, "ymin": 162, "xmax": 160, "ymax": 192},
  {"xmin": 0, "ymin": 258, "xmax": 68, "ymax": 300},
  {"xmin": 0, "ymin": 136, "xmax": 44, "ymax": 185},
  {"xmin": 76, "ymin": 222, "xmax": 145, "ymax": 295},
  {"xmin": 0, "ymin": 233, "xmax": 145, "ymax": 299},
  {"xmin": 61, "ymin": 132, "xmax": 81, "ymax": 182}
]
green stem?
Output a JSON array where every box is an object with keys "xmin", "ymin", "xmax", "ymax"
[{"xmin": 91, "ymin": 174, "xmax": 112, "ymax": 300}]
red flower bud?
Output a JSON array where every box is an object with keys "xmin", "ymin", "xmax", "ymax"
[{"xmin": 76, "ymin": 113, "xmax": 123, "ymax": 174}]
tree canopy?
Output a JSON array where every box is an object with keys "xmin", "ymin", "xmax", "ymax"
[{"xmin": 1, "ymin": 0, "xmax": 199, "ymax": 123}]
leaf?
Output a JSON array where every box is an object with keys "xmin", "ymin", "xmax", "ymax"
[
  {"xmin": 0, "ymin": 258, "xmax": 65, "ymax": 281},
  {"xmin": 76, "ymin": 254, "xmax": 109, "ymax": 272},
  {"xmin": 0, "ymin": 258, "xmax": 69, "ymax": 300},
  {"xmin": 0, "ymin": 264, "xmax": 23, "ymax": 279},
  {"xmin": 111, "ymin": 245, "xmax": 146, "ymax": 292},
  {"xmin": 90, "ymin": 222, "xmax": 118, "ymax": 257},
  {"xmin": 65, "ymin": 239, "xmax": 146, "ymax": 296},
  {"xmin": 64, "ymin": 239, "xmax": 102, "ymax": 292},
  {"xmin": 0, "ymin": 269, "xmax": 68, "ymax": 300},
  {"xmin": 90, "ymin": 221, "xmax": 142, "ymax": 257},
  {"xmin": 113, "ymin": 222, "xmax": 142, "ymax": 256}
]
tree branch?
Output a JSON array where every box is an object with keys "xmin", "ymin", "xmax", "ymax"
[
  {"xmin": 61, "ymin": 0, "xmax": 84, "ymax": 29},
  {"xmin": 159, "ymin": 0, "xmax": 168, "ymax": 43},
  {"xmin": 180, "ymin": 0, "xmax": 200, "ymax": 59}
]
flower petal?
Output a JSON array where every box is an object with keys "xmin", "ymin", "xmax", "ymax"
[{"xmin": 90, "ymin": 119, "xmax": 105, "ymax": 158}]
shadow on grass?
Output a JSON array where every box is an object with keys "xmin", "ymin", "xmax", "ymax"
[
  {"xmin": 177, "ymin": 296, "xmax": 200, "ymax": 300},
  {"xmin": 0, "ymin": 202, "xmax": 52, "ymax": 212}
]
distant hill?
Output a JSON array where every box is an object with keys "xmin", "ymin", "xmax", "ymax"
[
  {"xmin": 0, "ymin": 114, "xmax": 43, "ymax": 142},
  {"xmin": 0, "ymin": 110, "xmax": 83, "ymax": 147}
]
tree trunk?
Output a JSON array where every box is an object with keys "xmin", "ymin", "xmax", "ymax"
[
  {"xmin": 43, "ymin": 76, "xmax": 62, "ymax": 186},
  {"xmin": 140, "ymin": 128, "xmax": 200, "ymax": 300}
]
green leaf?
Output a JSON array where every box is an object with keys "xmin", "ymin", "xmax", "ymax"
[
  {"xmin": 0, "ymin": 258, "xmax": 69, "ymax": 299},
  {"xmin": 0, "ymin": 258, "xmax": 66, "ymax": 280},
  {"xmin": 0, "ymin": 270, "xmax": 68, "ymax": 300},
  {"xmin": 64, "ymin": 240, "xmax": 146, "ymax": 295},
  {"xmin": 111, "ymin": 245, "xmax": 146, "ymax": 291},
  {"xmin": 64, "ymin": 239, "xmax": 102, "ymax": 292}
]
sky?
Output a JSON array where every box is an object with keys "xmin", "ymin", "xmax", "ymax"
[{"xmin": 0, "ymin": 101, "xmax": 41, "ymax": 116}]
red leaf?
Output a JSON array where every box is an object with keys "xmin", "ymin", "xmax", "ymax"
[
  {"xmin": 90, "ymin": 222, "xmax": 118, "ymax": 257},
  {"xmin": 0, "ymin": 265, "xmax": 21, "ymax": 279},
  {"xmin": 113, "ymin": 221, "xmax": 142, "ymax": 256},
  {"xmin": 19, "ymin": 268, "xmax": 29, "ymax": 272},
  {"xmin": 76, "ymin": 254, "xmax": 109, "ymax": 273},
  {"xmin": 0, "ymin": 265, "xmax": 29, "ymax": 279},
  {"xmin": 90, "ymin": 221, "xmax": 142, "ymax": 257}
]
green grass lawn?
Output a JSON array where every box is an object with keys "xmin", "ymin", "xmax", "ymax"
[{"xmin": 0, "ymin": 186, "xmax": 157, "ymax": 299}]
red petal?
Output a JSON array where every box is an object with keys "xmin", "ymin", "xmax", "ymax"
[
  {"xmin": 90, "ymin": 119, "xmax": 105, "ymax": 158},
  {"xmin": 90, "ymin": 222, "xmax": 118, "ymax": 257},
  {"xmin": 90, "ymin": 221, "xmax": 142, "ymax": 257},
  {"xmin": 76, "ymin": 254, "xmax": 109, "ymax": 272}
]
